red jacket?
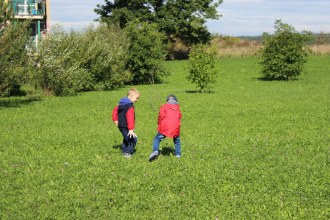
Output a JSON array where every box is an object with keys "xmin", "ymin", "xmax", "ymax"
[
  {"xmin": 112, "ymin": 97, "xmax": 135, "ymax": 130},
  {"xmin": 157, "ymin": 103, "xmax": 182, "ymax": 138}
]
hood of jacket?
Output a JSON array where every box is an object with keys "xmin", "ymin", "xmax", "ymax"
[
  {"xmin": 166, "ymin": 103, "xmax": 180, "ymax": 111},
  {"xmin": 119, "ymin": 97, "xmax": 132, "ymax": 106}
]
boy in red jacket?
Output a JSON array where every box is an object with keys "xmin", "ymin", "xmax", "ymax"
[
  {"xmin": 112, "ymin": 88, "xmax": 140, "ymax": 158},
  {"xmin": 149, "ymin": 94, "xmax": 182, "ymax": 162}
]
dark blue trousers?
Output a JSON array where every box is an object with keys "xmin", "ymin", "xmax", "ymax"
[{"xmin": 118, "ymin": 127, "xmax": 137, "ymax": 154}]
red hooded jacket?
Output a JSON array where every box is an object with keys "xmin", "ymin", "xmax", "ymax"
[{"xmin": 157, "ymin": 103, "xmax": 182, "ymax": 138}]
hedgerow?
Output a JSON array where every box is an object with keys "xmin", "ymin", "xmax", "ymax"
[{"xmin": 31, "ymin": 24, "xmax": 130, "ymax": 96}]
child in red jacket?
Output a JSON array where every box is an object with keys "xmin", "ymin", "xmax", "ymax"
[
  {"xmin": 149, "ymin": 94, "xmax": 182, "ymax": 162},
  {"xmin": 112, "ymin": 88, "xmax": 140, "ymax": 158}
]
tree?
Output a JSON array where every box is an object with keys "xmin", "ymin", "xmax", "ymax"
[
  {"xmin": 0, "ymin": 1, "xmax": 12, "ymax": 33},
  {"xmin": 186, "ymin": 44, "xmax": 219, "ymax": 93},
  {"xmin": 95, "ymin": 0, "xmax": 223, "ymax": 46},
  {"xmin": 0, "ymin": 2, "xmax": 31, "ymax": 97},
  {"xmin": 125, "ymin": 20, "xmax": 168, "ymax": 84},
  {"xmin": 260, "ymin": 20, "xmax": 312, "ymax": 81}
]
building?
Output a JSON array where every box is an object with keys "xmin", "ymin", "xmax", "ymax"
[{"xmin": 5, "ymin": 0, "xmax": 50, "ymax": 46}]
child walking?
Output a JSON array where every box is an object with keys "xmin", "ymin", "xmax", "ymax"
[
  {"xmin": 149, "ymin": 94, "xmax": 182, "ymax": 162},
  {"xmin": 112, "ymin": 88, "xmax": 140, "ymax": 158}
]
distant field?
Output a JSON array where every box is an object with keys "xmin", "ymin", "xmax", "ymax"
[
  {"xmin": 211, "ymin": 37, "xmax": 330, "ymax": 57},
  {"xmin": 0, "ymin": 56, "xmax": 329, "ymax": 219}
]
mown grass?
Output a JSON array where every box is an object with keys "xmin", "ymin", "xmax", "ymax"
[{"xmin": 0, "ymin": 56, "xmax": 329, "ymax": 219}]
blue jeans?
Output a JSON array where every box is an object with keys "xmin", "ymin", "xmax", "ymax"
[
  {"xmin": 119, "ymin": 127, "xmax": 137, "ymax": 154},
  {"xmin": 153, "ymin": 133, "xmax": 181, "ymax": 156}
]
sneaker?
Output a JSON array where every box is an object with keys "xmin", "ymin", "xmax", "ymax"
[
  {"xmin": 175, "ymin": 155, "xmax": 181, "ymax": 158},
  {"xmin": 123, "ymin": 153, "xmax": 132, "ymax": 158},
  {"xmin": 149, "ymin": 151, "xmax": 159, "ymax": 162}
]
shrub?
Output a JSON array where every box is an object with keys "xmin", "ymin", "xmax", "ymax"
[
  {"xmin": 124, "ymin": 20, "xmax": 169, "ymax": 84},
  {"xmin": 32, "ymin": 24, "xmax": 130, "ymax": 96},
  {"xmin": 77, "ymin": 24, "xmax": 131, "ymax": 90},
  {"xmin": 0, "ymin": 20, "xmax": 31, "ymax": 97},
  {"xmin": 30, "ymin": 26, "xmax": 89, "ymax": 96},
  {"xmin": 260, "ymin": 20, "xmax": 312, "ymax": 80},
  {"xmin": 186, "ymin": 44, "xmax": 219, "ymax": 93}
]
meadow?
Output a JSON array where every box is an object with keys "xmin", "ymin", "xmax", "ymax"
[
  {"xmin": 0, "ymin": 56, "xmax": 329, "ymax": 219},
  {"xmin": 211, "ymin": 37, "xmax": 330, "ymax": 57}
]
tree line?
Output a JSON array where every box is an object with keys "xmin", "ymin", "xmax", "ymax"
[
  {"xmin": 1, "ymin": 0, "xmax": 223, "ymax": 96},
  {"xmin": 1, "ymin": 0, "xmax": 314, "ymax": 97}
]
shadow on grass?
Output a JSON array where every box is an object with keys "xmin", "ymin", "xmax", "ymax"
[
  {"xmin": 185, "ymin": 90, "xmax": 215, "ymax": 94},
  {"xmin": 253, "ymin": 76, "xmax": 299, "ymax": 81},
  {"xmin": 160, "ymin": 147, "xmax": 175, "ymax": 156},
  {"xmin": 112, "ymin": 143, "xmax": 137, "ymax": 154},
  {"xmin": 0, "ymin": 96, "xmax": 41, "ymax": 108},
  {"xmin": 112, "ymin": 144, "xmax": 122, "ymax": 150},
  {"xmin": 255, "ymin": 76, "xmax": 276, "ymax": 81}
]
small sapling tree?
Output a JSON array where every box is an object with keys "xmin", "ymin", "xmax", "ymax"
[
  {"xmin": 260, "ymin": 20, "xmax": 312, "ymax": 80},
  {"xmin": 186, "ymin": 44, "xmax": 219, "ymax": 93}
]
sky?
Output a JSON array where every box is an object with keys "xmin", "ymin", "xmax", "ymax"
[{"xmin": 51, "ymin": 0, "xmax": 330, "ymax": 36}]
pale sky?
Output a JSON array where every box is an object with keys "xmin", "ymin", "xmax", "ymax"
[{"xmin": 51, "ymin": 0, "xmax": 330, "ymax": 36}]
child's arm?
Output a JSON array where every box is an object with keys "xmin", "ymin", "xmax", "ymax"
[
  {"xmin": 126, "ymin": 107, "xmax": 137, "ymax": 138},
  {"xmin": 126, "ymin": 107, "xmax": 135, "ymax": 130},
  {"xmin": 112, "ymin": 105, "xmax": 119, "ymax": 126}
]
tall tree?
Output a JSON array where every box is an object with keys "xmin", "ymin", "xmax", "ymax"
[
  {"xmin": 0, "ymin": 1, "xmax": 31, "ymax": 96},
  {"xmin": 95, "ymin": 0, "xmax": 222, "ymax": 45},
  {"xmin": 0, "ymin": 0, "xmax": 13, "ymax": 33},
  {"xmin": 0, "ymin": 20, "xmax": 31, "ymax": 96}
]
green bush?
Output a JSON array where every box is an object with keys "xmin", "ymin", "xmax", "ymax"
[
  {"xmin": 32, "ymin": 24, "xmax": 130, "ymax": 96},
  {"xmin": 0, "ymin": 21, "xmax": 31, "ymax": 97},
  {"xmin": 30, "ymin": 26, "xmax": 89, "ymax": 96},
  {"xmin": 125, "ymin": 20, "xmax": 169, "ymax": 84},
  {"xmin": 78, "ymin": 24, "xmax": 131, "ymax": 90},
  {"xmin": 260, "ymin": 20, "xmax": 312, "ymax": 80},
  {"xmin": 186, "ymin": 44, "xmax": 219, "ymax": 92}
]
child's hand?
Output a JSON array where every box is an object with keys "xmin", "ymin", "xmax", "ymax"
[
  {"xmin": 114, "ymin": 121, "xmax": 118, "ymax": 126},
  {"xmin": 128, "ymin": 130, "xmax": 137, "ymax": 138}
]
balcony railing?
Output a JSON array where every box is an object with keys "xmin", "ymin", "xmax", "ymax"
[{"xmin": 12, "ymin": 0, "xmax": 45, "ymax": 17}]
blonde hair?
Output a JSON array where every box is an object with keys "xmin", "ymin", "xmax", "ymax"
[{"xmin": 127, "ymin": 88, "xmax": 140, "ymax": 96}]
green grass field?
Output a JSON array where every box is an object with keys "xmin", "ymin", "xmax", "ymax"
[{"xmin": 0, "ymin": 56, "xmax": 329, "ymax": 219}]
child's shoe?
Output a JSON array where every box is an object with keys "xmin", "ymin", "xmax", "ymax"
[
  {"xmin": 175, "ymin": 154, "xmax": 181, "ymax": 158},
  {"xmin": 123, "ymin": 153, "xmax": 132, "ymax": 158},
  {"xmin": 149, "ymin": 151, "xmax": 159, "ymax": 162}
]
